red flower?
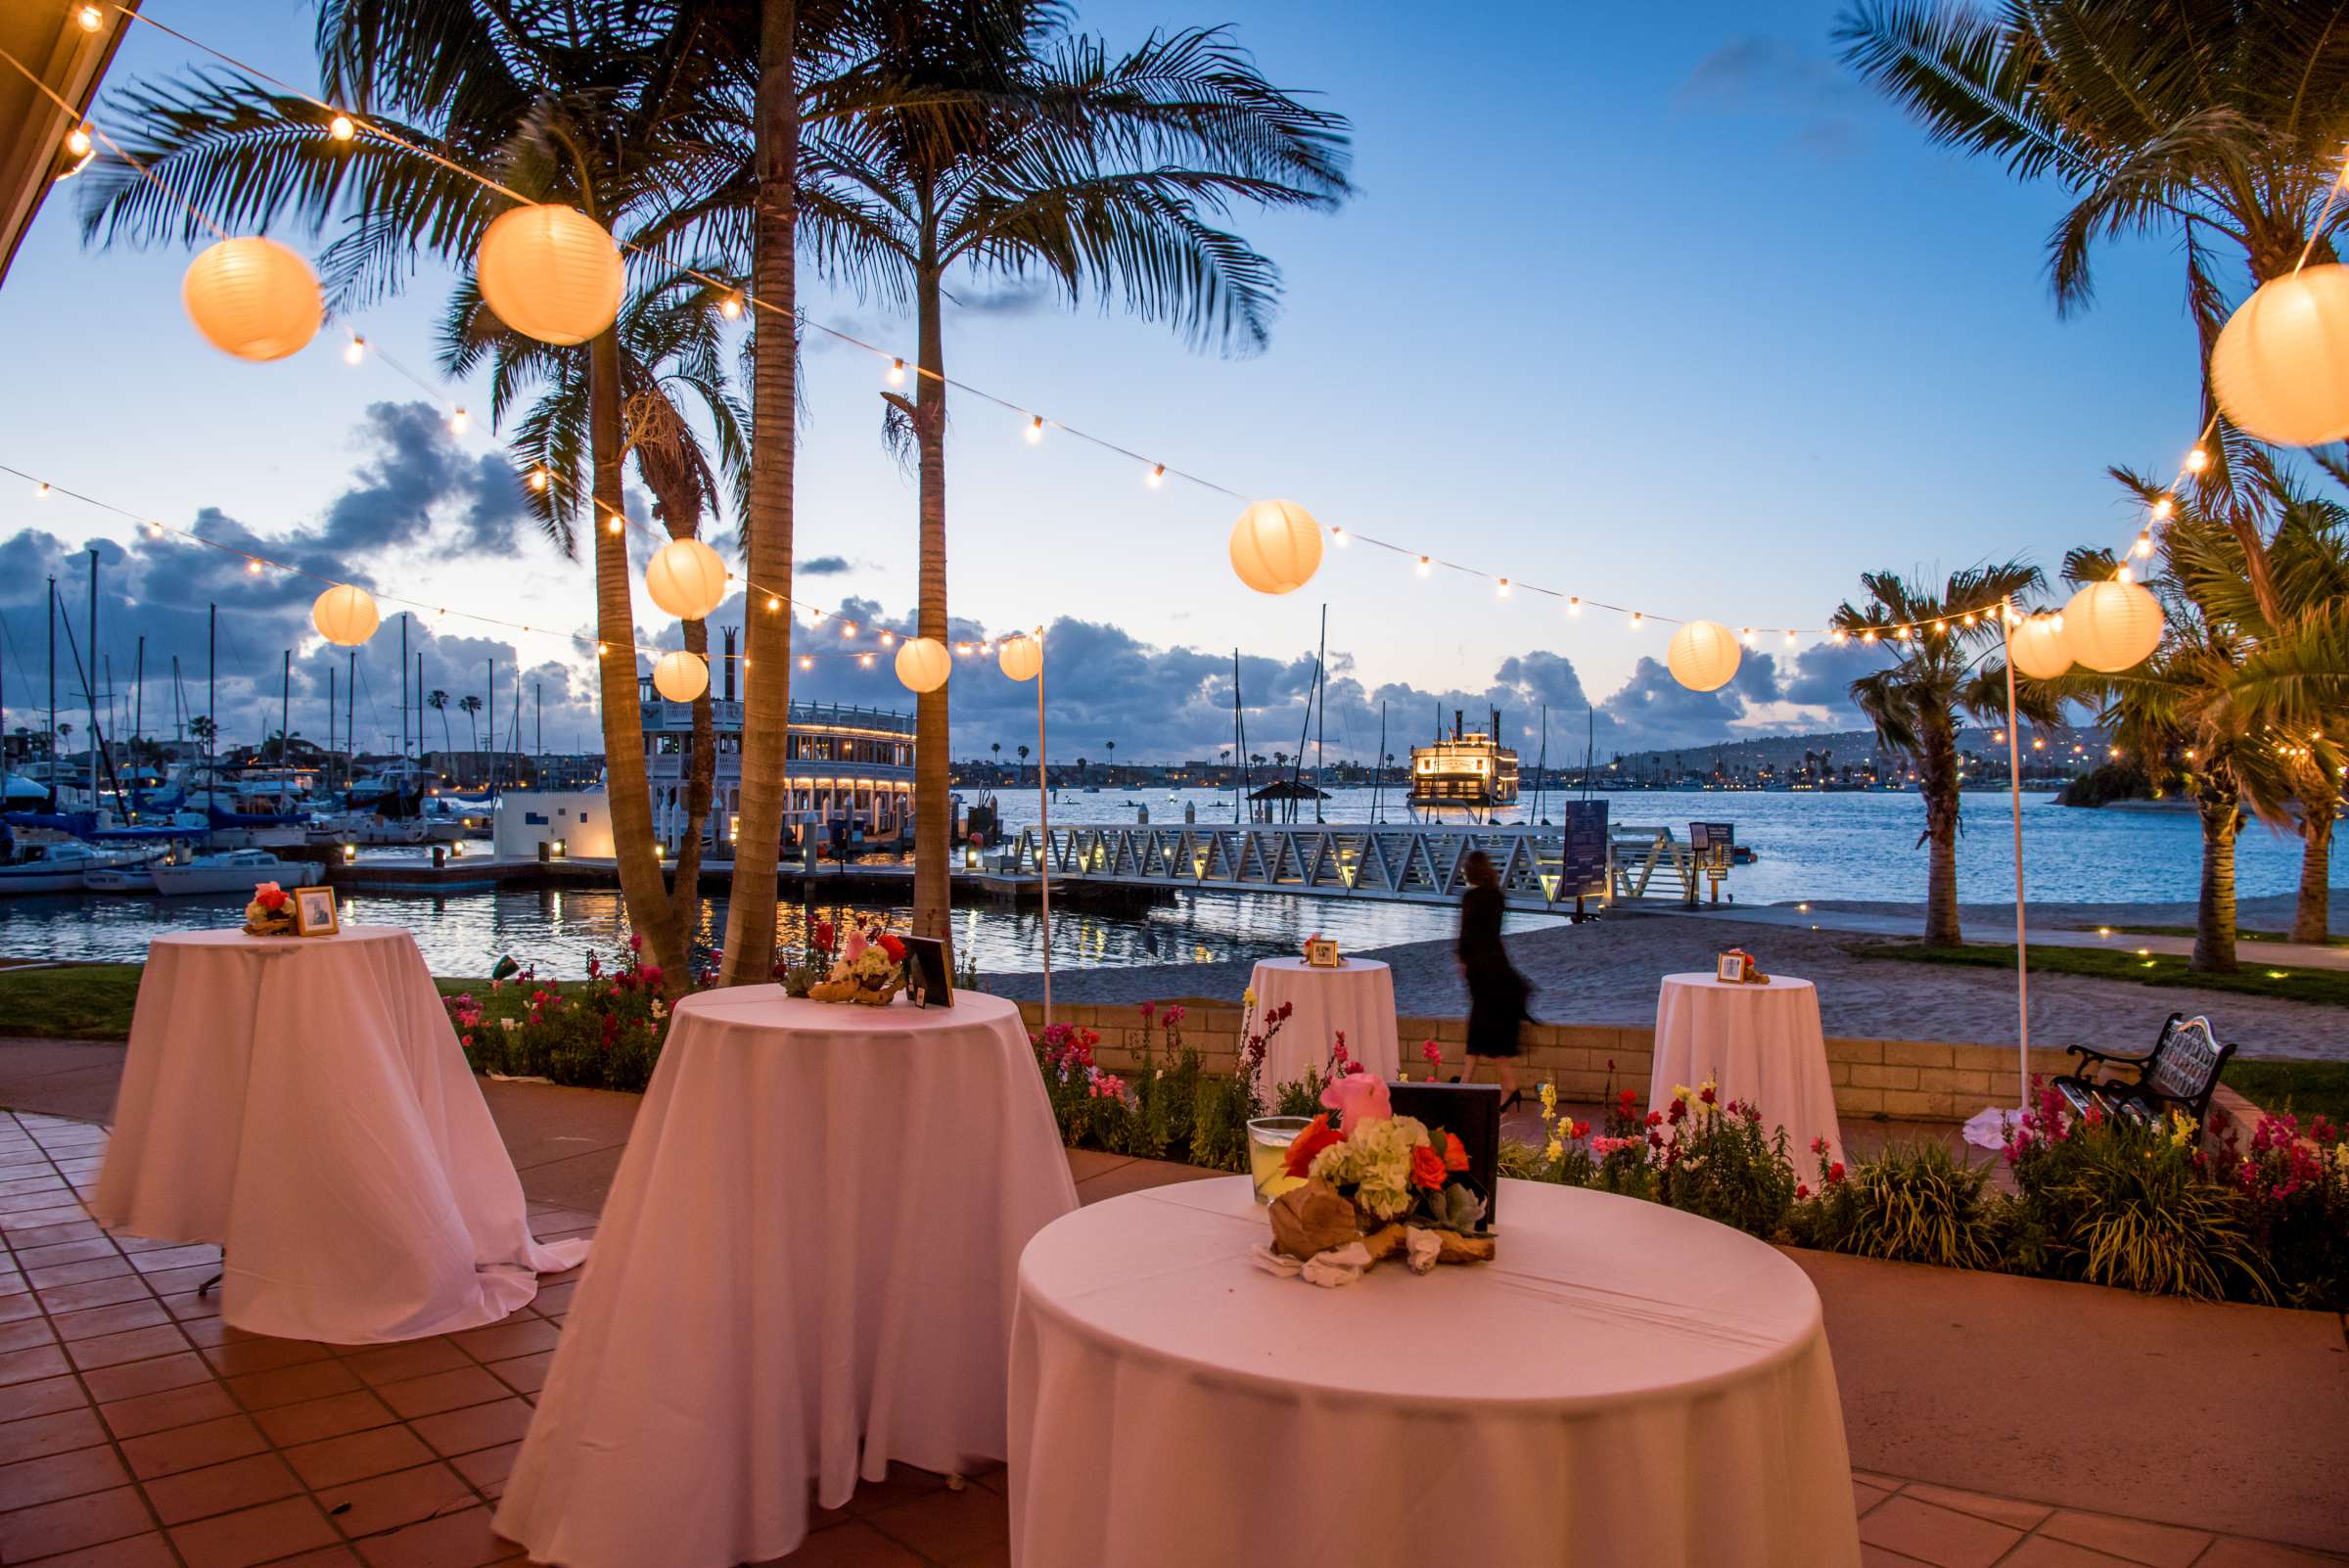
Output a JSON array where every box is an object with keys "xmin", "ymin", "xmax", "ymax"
[
  {"xmin": 813, "ymin": 919, "xmax": 834, "ymax": 950},
  {"xmin": 1795, "ymin": 1182, "xmax": 1811, "ymax": 1200},
  {"xmin": 1442, "ymin": 1132, "xmax": 1469, "ymax": 1172},
  {"xmin": 1826, "ymin": 1162, "xmax": 1847, "ymax": 1184},
  {"xmin": 1284, "ymin": 1115, "xmax": 1343, "ymax": 1178},
  {"xmin": 1645, "ymin": 1110, "xmax": 1664, "ymax": 1129},
  {"xmin": 1570, "ymin": 1120, "xmax": 1589, "ymax": 1139},
  {"xmin": 877, "ymin": 934, "xmax": 906, "ymax": 963},
  {"xmin": 1410, "ymin": 1143, "xmax": 1449, "ymax": 1191},
  {"xmin": 1698, "ymin": 1084, "xmax": 1717, "ymax": 1106},
  {"xmin": 1618, "ymin": 1088, "xmax": 1636, "ymax": 1109},
  {"xmin": 253, "ymin": 882, "xmax": 289, "ymax": 911}
]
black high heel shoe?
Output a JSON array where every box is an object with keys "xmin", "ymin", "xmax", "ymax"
[{"xmin": 1500, "ymin": 1089, "xmax": 1524, "ymax": 1112}]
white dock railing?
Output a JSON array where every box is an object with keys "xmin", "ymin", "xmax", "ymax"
[{"xmin": 996, "ymin": 822, "xmax": 1706, "ymax": 910}]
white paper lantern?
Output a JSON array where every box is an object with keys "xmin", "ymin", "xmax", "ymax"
[
  {"xmin": 643, "ymin": 537, "xmax": 727, "ymax": 621},
  {"xmin": 310, "ymin": 583, "xmax": 380, "ymax": 647},
  {"xmin": 1665, "ymin": 620, "xmax": 1742, "ymax": 693},
  {"xmin": 475, "ymin": 204, "xmax": 624, "ymax": 346},
  {"xmin": 2210, "ymin": 264, "xmax": 2349, "ymax": 446},
  {"xmin": 896, "ymin": 636, "xmax": 951, "ymax": 694},
  {"xmin": 2007, "ymin": 614, "xmax": 2073, "ymax": 680},
  {"xmin": 2063, "ymin": 579, "xmax": 2164, "ymax": 672},
  {"xmin": 998, "ymin": 634, "xmax": 1042, "ymax": 682},
  {"xmin": 1228, "ymin": 500, "xmax": 1323, "ymax": 595},
  {"xmin": 182, "ymin": 237, "xmax": 323, "ymax": 362},
  {"xmin": 651, "ymin": 650, "xmax": 709, "ymax": 702}
]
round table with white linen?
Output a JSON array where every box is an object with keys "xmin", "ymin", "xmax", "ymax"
[
  {"xmin": 1649, "ymin": 972, "xmax": 1845, "ymax": 1168},
  {"xmin": 495, "ymin": 987, "xmax": 1079, "ymax": 1568},
  {"xmin": 1247, "ymin": 955, "xmax": 1400, "ymax": 1087},
  {"xmin": 1009, "ymin": 1176, "xmax": 1859, "ymax": 1567},
  {"xmin": 92, "ymin": 927, "xmax": 586, "ymax": 1343}
]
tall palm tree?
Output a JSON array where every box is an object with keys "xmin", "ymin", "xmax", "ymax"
[
  {"xmin": 458, "ymin": 694, "xmax": 484, "ymax": 750},
  {"xmin": 797, "ymin": 5, "xmax": 1352, "ymax": 967},
  {"xmin": 83, "ymin": 0, "xmax": 743, "ymax": 987},
  {"xmin": 1829, "ymin": 563, "xmax": 2056, "ymax": 946},
  {"xmin": 1836, "ymin": 0, "xmax": 2349, "ymax": 621}
]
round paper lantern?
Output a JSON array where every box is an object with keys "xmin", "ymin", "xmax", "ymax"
[
  {"xmin": 1665, "ymin": 620, "xmax": 1742, "ymax": 693},
  {"xmin": 651, "ymin": 650, "xmax": 709, "ymax": 703},
  {"xmin": 1228, "ymin": 500, "xmax": 1323, "ymax": 595},
  {"xmin": 2063, "ymin": 579, "xmax": 2164, "ymax": 672},
  {"xmin": 998, "ymin": 634, "xmax": 1042, "ymax": 682},
  {"xmin": 643, "ymin": 537, "xmax": 727, "ymax": 621},
  {"xmin": 475, "ymin": 204, "xmax": 624, "ymax": 346},
  {"xmin": 181, "ymin": 237, "xmax": 322, "ymax": 361},
  {"xmin": 310, "ymin": 583, "xmax": 380, "ymax": 647},
  {"xmin": 2210, "ymin": 264, "xmax": 2349, "ymax": 446},
  {"xmin": 2007, "ymin": 613, "xmax": 2073, "ymax": 680},
  {"xmin": 895, "ymin": 636, "xmax": 951, "ymax": 694}
]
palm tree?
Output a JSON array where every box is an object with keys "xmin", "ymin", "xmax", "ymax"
[
  {"xmin": 1829, "ymin": 562, "xmax": 2055, "ymax": 946},
  {"xmin": 1016, "ymin": 742, "xmax": 1030, "ymax": 779},
  {"xmin": 458, "ymin": 695, "xmax": 484, "ymax": 750},
  {"xmin": 84, "ymin": 0, "xmax": 743, "ymax": 987},
  {"xmin": 1836, "ymin": 0, "xmax": 2349, "ymax": 620},
  {"xmin": 426, "ymin": 691, "xmax": 453, "ymax": 755},
  {"xmin": 798, "ymin": 5, "xmax": 1352, "ymax": 969}
]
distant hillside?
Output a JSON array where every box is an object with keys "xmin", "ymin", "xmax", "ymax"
[{"xmin": 1604, "ymin": 723, "xmax": 2108, "ymax": 778}]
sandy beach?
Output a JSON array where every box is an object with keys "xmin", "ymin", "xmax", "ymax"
[{"xmin": 986, "ymin": 892, "xmax": 2348, "ymax": 1059}]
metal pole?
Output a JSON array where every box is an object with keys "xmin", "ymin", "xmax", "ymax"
[
  {"xmin": 1313, "ymin": 603, "xmax": 1326, "ymax": 822},
  {"xmin": 206, "ymin": 604, "xmax": 214, "ymax": 785},
  {"xmin": 85, "ymin": 553, "xmax": 98, "ymax": 807},
  {"xmin": 2002, "ymin": 599, "xmax": 2031, "ymax": 1114},
  {"xmin": 328, "ymin": 666, "xmax": 337, "ymax": 790},
  {"xmin": 346, "ymin": 649, "xmax": 354, "ymax": 785},
  {"xmin": 45, "ymin": 580, "xmax": 55, "ymax": 790},
  {"xmin": 280, "ymin": 650, "xmax": 290, "ymax": 774},
  {"xmin": 486, "ymin": 656, "xmax": 494, "ymax": 793},
  {"xmin": 1036, "ymin": 632, "xmax": 1053, "ymax": 1030},
  {"xmin": 1371, "ymin": 700, "xmax": 1386, "ymax": 823},
  {"xmin": 399, "ymin": 615, "xmax": 409, "ymax": 759}
]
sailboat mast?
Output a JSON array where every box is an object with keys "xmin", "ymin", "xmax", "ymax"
[
  {"xmin": 86, "ymin": 552, "xmax": 98, "ymax": 807},
  {"xmin": 399, "ymin": 614, "xmax": 409, "ymax": 759},
  {"xmin": 1313, "ymin": 604, "xmax": 1326, "ymax": 824},
  {"xmin": 207, "ymin": 604, "xmax": 215, "ymax": 785}
]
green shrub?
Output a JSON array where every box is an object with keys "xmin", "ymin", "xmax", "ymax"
[{"xmin": 1792, "ymin": 1139, "xmax": 2004, "ymax": 1270}]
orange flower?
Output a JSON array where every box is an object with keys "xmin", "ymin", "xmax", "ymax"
[
  {"xmin": 1283, "ymin": 1114, "xmax": 1343, "ymax": 1178},
  {"xmin": 1410, "ymin": 1142, "xmax": 1449, "ymax": 1191},
  {"xmin": 1442, "ymin": 1132, "xmax": 1469, "ymax": 1172}
]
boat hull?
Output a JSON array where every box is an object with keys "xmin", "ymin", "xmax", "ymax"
[{"xmin": 151, "ymin": 860, "xmax": 325, "ymax": 897}]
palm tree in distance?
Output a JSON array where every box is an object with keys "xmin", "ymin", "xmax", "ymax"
[
  {"xmin": 1836, "ymin": 1, "xmax": 2349, "ymax": 621},
  {"xmin": 1016, "ymin": 742, "xmax": 1030, "ymax": 782},
  {"xmin": 798, "ymin": 2, "xmax": 1352, "ymax": 970},
  {"xmin": 1829, "ymin": 562, "xmax": 2057, "ymax": 947},
  {"xmin": 426, "ymin": 691, "xmax": 453, "ymax": 756},
  {"xmin": 458, "ymin": 695, "xmax": 484, "ymax": 751}
]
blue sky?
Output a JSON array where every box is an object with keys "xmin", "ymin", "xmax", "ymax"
[{"xmin": 0, "ymin": 0, "xmax": 2206, "ymax": 759}]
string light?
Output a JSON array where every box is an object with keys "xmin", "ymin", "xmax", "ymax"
[
  {"xmin": 858, "ymin": 653, "xmax": 874, "ymax": 668},
  {"xmin": 1629, "ymin": 612, "xmax": 1642, "ymax": 629},
  {"xmin": 244, "ymin": 558, "xmax": 261, "ymax": 575},
  {"xmin": 528, "ymin": 467, "xmax": 549, "ymax": 491},
  {"xmin": 1024, "ymin": 416, "xmax": 1043, "ymax": 443},
  {"xmin": 2150, "ymin": 494, "xmax": 2174, "ymax": 521},
  {"xmin": 328, "ymin": 114, "xmax": 354, "ymax": 142},
  {"xmin": 344, "ymin": 337, "xmax": 365, "ymax": 365},
  {"xmin": 448, "ymin": 407, "xmax": 469, "ymax": 436},
  {"xmin": 605, "ymin": 515, "xmax": 623, "ymax": 535},
  {"xmin": 1146, "ymin": 464, "xmax": 1164, "ymax": 487},
  {"xmin": 33, "ymin": 482, "xmax": 49, "ymax": 499},
  {"xmin": 1496, "ymin": 577, "xmax": 1510, "ymax": 597},
  {"xmin": 75, "ymin": 5, "xmax": 102, "ymax": 30},
  {"xmin": 718, "ymin": 292, "xmax": 743, "ymax": 320},
  {"xmin": 887, "ymin": 358, "xmax": 905, "ymax": 386},
  {"xmin": 1415, "ymin": 555, "xmax": 1430, "ymax": 576},
  {"xmin": 2184, "ymin": 446, "xmax": 2209, "ymax": 474},
  {"xmin": 800, "ymin": 656, "xmax": 812, "ymax": 669},
  {"xmin": 64, "ymin": 125, "xmax": 91, "ymax": 158},
  {"xmin": 766, "ymin": 595, "xmax": 780, "ymax": 612},
  {"xmin": 1330, "ymin": 526, "xmax": 1347, "ymax": 545}
]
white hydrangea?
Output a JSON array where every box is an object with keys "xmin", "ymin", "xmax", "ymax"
[{"xmin": 1312, "ymin": 1115, "xmax": 1430, "ymax": 1222}]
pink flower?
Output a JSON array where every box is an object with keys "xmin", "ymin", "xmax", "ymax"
[
  {"xmin": 1164, "ymin": 1004, "xmax": 1186, "ymax": 1026},
  {"xmin": 843, "ymin": 930, "xmax": 868, "ymax": 962},
  {"xmin": 1421, "ymin": 1039, "xmax": 1442, "ymax": 1068},
  {"xmin": 1811, "ymin": 1135, "xmax": 1828, "ymax": 1156},
  {"xmin": 1320, "ymin": 1072, "xmax": 1392, "ymax": 1126}
]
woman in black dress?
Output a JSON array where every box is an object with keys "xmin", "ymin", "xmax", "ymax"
[{"xmin": 1456, "ymin": 850, "xmax": 1529, "ymax": 1109}]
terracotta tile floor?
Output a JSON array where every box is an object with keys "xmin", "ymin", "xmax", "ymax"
[{"xmin": 0, "ymin": 1112, "xmax": 2336, "ymax": 1568}]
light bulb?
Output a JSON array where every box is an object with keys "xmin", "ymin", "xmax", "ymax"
[
  {"xmin": 448, "ymin": 407, "xmax": 469, "ymax": 435},
  {"xmin": 606, "ymin": 515, "xmax": 622, "ymax": 535},
  {"xmin": 1566, "ymin": 596, "xmax": 1581, "ymax": 615},
  {"xmin": 879, "ymin": 631, "xmax": 895, "ymax": 647},
  {"xmin": 800, "ymin": 656, "xmax": 812, "ymax": 669},
  {"xmin": 1784, "ymin": 630, "xmax": 1797, "ymax": 644},
  {"xmin": 345, "ymin": 337, "xmax": 365, "ymax": 364},
  {"xmin": 1962, "ymin": 612, "xmax": 1976, "ymax": 626},
  {"xmin": 75, "ymin": 4, "xmax": 101, "ymax": 30},
  {"xmin": 2116, "ymin": 563, "xmax": 2133, "ymax": 583},
  {"xmin": 719, "ymin": 292, "xmax": 743, "ymax": 320},
  {"xmin": 1894, "ymin": 625, "xmax": 1911, "ymax": 641},
  {"xmin": 1146, "ymin": 464, "xmax": 1164, "ymax": 487},
  {"xmin": 2133, "ymin": 529, "xmax": 2153, "ymax": 559},
  {"xmin": 2185, "ymin": 446, "xmax": 2209, "ymax": 474},
  {"xmin": 328, "ymin": 114, "xmax": 355, "ymax": 142},
  {"xmin": 528, "ymin": 467, "xmax": 549, "ymax": 492},
  {"xmin": 1025, "ymin": 416, "xmax": 1043, "ymax": 443},
  {"xmin": 245, "ymin": 558, "xmax": 262, "ymax": 575},
  {"xmin": 1831, "ymin": 629, "xmax": 1848, "ymax": 645},
  {"xmin": 1415, "ymin": 556, "xmax": 1430, "ymax": 576},
  {"xmin": 2050, "ymin": 612, "xmax": 2065, "ymax": 633},
  {"xmin": 766, "ymin": 595, "xmax": 780, "ymax": 612},
  {"xmin": 888, "ymin": 358, "xmax": 905, "ymax": 386},
  {"xmin": 1629, "ymin": 613, "xmax": 1642, "ymax": 629},
  {"xmin": 64, "ymin": 126, "xmax": 91, "ymax": 158},
  {"xmin": 841, "ymin": 622, "xmax": 856, "ymax": 638},
  {"xmin": 1863, "ymin": 628, "xmax": 1878, "ymax": 644},
  {"xmin": 955, "ymin": 642, "xmax": 971, "ymax": 656},
  {"xmin": 1740, "ymin": 626, "xmax": 1756, "ymax": 645},
  {"xmin": 858, "ymin": 653, "xmax": 874, "ymax": 668},
  {"xmin": 33, "ymin": 483, "xmax": 49, "ymax": 499},
  {"xmin": 147, "ymin": 522, "xmax": 163, "ymax": 538},
  {"xmin": 2151, "ymin": 494, "xmax": 2174, "ymax": 521},
  {"xmin": 1331, "ymin": 527, "xmax": 1347, "ymax": 545},
  {"xmin": 1496, "ymin": 577, "xmax": 1510, "ymax": 597}
]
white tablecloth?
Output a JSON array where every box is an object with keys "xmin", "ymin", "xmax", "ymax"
[
  {"xmin": 495, "ymin": 988, "xmax": 1078, "ymax": 1568},
  {"xmin": 1010, "ymin": 1176, "xmax": 1858, "ymax": 1567},
  {"xmin": 92, "ymin": 927, "xmax": 585, "ymax": 1343},
  {"xmin": 1248, "ymin": 956, "xmax": 1400, "ymax": 1088},
  {"xmin": 1649, "ymin": 973, "xmax": 1845, "ymax": 1169}
]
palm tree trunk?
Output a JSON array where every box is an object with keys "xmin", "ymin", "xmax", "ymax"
[
  {"xmin": 2292, "ymin": 781, "xmax": 2334, "ymax": 945},
  {"xmin": 589, "ymin": 327, "xmax": 686, "ymax": 986},
  {"xmin": 2192, "ymin": 783, "xmax": 2240, "ymax": 974},
  {"xmin": 718, "ymin": 0, "xmax": 800, "ymax": 987},
  {"xmin": 1919, "ymin": 719, "xmax": 1962, "ymax": 946},
  {"xmin": 910, "ymin": 262, "xmax": 952, "ymax": 968},
  {"xmin": 668, "ymin": 613, "xmax": 716, "ymax": 941}
]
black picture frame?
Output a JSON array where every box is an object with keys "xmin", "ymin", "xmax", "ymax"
[
  {"xmin": 1386, "ymin": 1081, "xmax": 1501, "ymax": 1231},
  {"xmin": 901, "ymin": 935, "xmax": 953, "ymax": 1007}
]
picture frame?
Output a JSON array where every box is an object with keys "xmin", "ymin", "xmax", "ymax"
[
  {"xmin": 901, "ymin": 935, "xmax": 953, "ymax": 1008},
  {"xmin": 1303, "ymin": 937, "xmax": 1341, "ymax": 969},
  {"xmin": 1715, "ymin": 949, "xmax": 1747, "ymax": 984},
  {"xmin": 1386, "ymin": 1082, "xmax": 1500, "ymax": 1232},
  {"xmin": 293, "ymin": 886, "xmax": 340, "ymax": 938}
]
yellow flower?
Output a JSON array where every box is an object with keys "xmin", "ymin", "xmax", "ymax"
[
  {"xmin": 1242, "ymin": 988, "xmax": 1257, "ymax": 1009},
  {"xmin": 1544, "ymin": 1139, "xmax": 1564, "ymax": 1163},
  {"xmin": 2168, "ymin": 1110, "xmax": 2198, "ymax": 1149},
  {"xmin": 1673, "ymin": 1084, "xmax": 1695, "ymax": 1105},
  {"xmin": 1539, "ymin": 1082, "xmax": 1558, "ymax": 1113}
]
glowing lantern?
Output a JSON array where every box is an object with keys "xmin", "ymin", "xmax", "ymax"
[
  {"xmin": 998, "ymin": 633, "xmax": 1042, "ymax": 682},
  {"xmin": 2209, "ymin": 264, "xmax": 2349, "ymax": 446},
  {"xmin": 1228, "ymin": 500, "xmax": 1323, "ymax": 595},
  {"xmin": 474, "ymin": 204, "xmax": 624, "ymax": 346},
  {"xmin": 181, "ymin": 238, "xmax": 322, "ymax": 362},
  {"xmin": 643, "ymin": 537, "xmax": 727, "ymax": 621},
  {"xmin": 2007, "ymin": 614, "xmax": 2073, "ymax": 680},
  {"xmin": 310, "ymin": 583, "xmax": 380, "ymax": 647},
  {"xmin": 2063, "ymin": 579, "xmax": 2164, "ymax": 672},
  {"xmin": 652, "ymin": 650, "xmax": 709, "ymax": 702},
  {"xmin": 1664, "ymin": 620, "xmax": 1742, "ymax": 693},
  {"xmin": 895, "ymin": 636, "xmax": 951, "ymax": 694}
]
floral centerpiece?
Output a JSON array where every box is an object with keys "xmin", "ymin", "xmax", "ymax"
[
  {"xmin": 805, "ymin": 916, "xmax": 907, "ymax": 1006},
  {"xmin": 1258, "ymin": 1071, "xmax": 1497, "ymax": 1286},
  {"xmin": 243, "ymin": 881, "xmax": 295, "ymax": 937}
]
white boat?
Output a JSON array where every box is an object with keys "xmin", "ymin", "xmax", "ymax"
[
  {"xmin": 150, "ymin": 849, "xmax": 326, "ymax": 897},
  {"xmin": 82, "ymin": 864, "xmax": 159, "ymax": 892},
  {"xmin": 0, "ymin": 841, "xmax": 150, "ymax": 895}
]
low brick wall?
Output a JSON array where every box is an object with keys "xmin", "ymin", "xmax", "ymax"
[{"xmin": 1011, "ymin": 998, "xmax": 2076, "ymax": 1123}]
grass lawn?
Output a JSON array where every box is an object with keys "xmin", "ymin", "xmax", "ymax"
[
  {"xmin": 2224, "ymin": 1061, "xmax": 2349, "ymax": 1126},
  {"xmin": 1854, "ymin": 939, "xmax": 2349, "ymax": 1010},
  {"xmin": 2065, "ymin": 923, "xmax": 2349, "ymax": 950}
]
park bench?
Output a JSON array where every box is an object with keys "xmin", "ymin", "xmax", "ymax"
[{"xmin": 2052, "ymin": 1012, "xmax": 2235, "ymax": 1126}]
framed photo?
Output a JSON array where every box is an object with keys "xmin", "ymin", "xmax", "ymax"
[
  {"xmin": 1387, "ymin": 1082, "xmax": 1500, "ymax": 1232},
  {"xmin": 901, "ymin": 935, "xmax": 953, "ymax": 1008},
  {"xmin": 1715, "ymin": 949, "xmax": 1747, "ymax": 984},
  {"xmin": 1303, "ymin": 937, "xmax": 1341, "ymax": 969},
  {"xmin": 294, "ymin": 887, "xmax": 340, "ymax": 938}
]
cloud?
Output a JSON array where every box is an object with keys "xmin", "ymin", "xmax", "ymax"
[
  {"xmin": 799, "ymin": 555, "xmax": 857, "ymax": 576},
  {"xmin": 1675, "ymin": 36, "xmax": 1872, "ymax": 158},
  {"xmin": 945, "ymin": 279, "xmax": 1054, "ymax": 318}
]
